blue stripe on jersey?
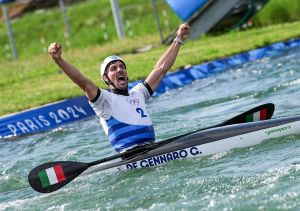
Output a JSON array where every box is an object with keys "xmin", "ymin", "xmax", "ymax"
[
  {"xmin": 111, "ymin": 130, "xmax": 155, "ymax": 146},
  {"xmin": 107, "ymin": 118, "xmax": 123, "ymax": 128},
  {"xmin": 108, "ymin": 124, "xmax": 153, "ymax": 141},
  {"xmin": 105, "ymin": 117, "xmax": 155, "ymax": 152}
]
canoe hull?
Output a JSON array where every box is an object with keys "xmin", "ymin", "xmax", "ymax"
[{"xmin": 84, "ymin": 115, "xmax": 300, "ymax": 174}]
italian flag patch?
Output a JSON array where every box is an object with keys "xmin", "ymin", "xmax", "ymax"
[
  {"xmin": 38, "ymin": 165, "xmax": 66, "ymax": 188},
  {"xmin": 246, "ymin": 109, "xmax": 267, "ymax": 122}
]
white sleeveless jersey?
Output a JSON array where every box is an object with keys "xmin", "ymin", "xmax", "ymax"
[{"xmin": 89, "ymin": 83, "xmax": 155, "ymax": 152}]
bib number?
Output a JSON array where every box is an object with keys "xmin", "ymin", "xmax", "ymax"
[{"xmin": 136, "ymin": 108, "xmax": 148, "ymax": 118}]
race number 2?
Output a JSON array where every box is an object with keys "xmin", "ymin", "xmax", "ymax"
[{"xmin": 136, "ymin": 108, "xmax": 147, "ymax": 118}]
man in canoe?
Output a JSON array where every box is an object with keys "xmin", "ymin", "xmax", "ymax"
[{"xmin": 48, "ymin": 23, "xmax": 190, "ymax": 158}]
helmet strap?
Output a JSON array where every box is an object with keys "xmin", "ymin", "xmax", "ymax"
[{"xmin": 103, "ymin": 73, "xmax": 117, "ymax": 88}]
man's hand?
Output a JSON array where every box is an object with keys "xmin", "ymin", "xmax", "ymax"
[
  {"xmin": 176, "ymin": 23, "xmax": 191, "ymax": 41},
  {"xmin": 146, "ymin": 23, "xmax": 190, "ymax": 92},
  {"xmin": 48, "ymin": 43, "xmax": 62, "ymax": 61}
]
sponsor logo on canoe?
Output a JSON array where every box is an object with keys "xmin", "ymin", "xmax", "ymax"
[
  {"xmin": 265, "ymin": 125, "xmax": 292, "ymax": 136},
  {"xmin": 124, "ymin": 146, "xmax": 201, "ymax": 169}
]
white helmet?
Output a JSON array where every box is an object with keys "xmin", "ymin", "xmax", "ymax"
[{"xmin": 100, "ymin": 55, "xmax": 126, "ymax": 76}]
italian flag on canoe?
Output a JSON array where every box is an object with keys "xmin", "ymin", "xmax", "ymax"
[
  {"xmin": 38, "ymin": 165, "xmax": 66, "ymax": 188},
  {"xmin": 246, "ymin": 109, "xmax": 267, "ymax": 122}
]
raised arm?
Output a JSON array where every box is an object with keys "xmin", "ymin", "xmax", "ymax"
[
  {"xmin": 145, "ymin": 23, "xmax": 190, "ymax": 91},
  {"xmin": 48, "ymin": 43, "xmax": 98, "ymax": 101}
]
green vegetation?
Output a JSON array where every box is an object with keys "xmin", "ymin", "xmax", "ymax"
[
  {"xmin": 0, "ymin": 0, "xmax": 300, "ymax": 116},
  {"xmin": 253, "ymin": 0, "xmax": 300, "ymax": 26},
  {"xmin": 0, "ymin": 0, "xmax": 180, "ymax": 60}
]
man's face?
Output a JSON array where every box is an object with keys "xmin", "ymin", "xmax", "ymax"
[{"xmin": 105, "ymin": 60, "xmax": 128, "ymax": 90}]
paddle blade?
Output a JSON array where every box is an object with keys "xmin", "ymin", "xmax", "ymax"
[
  {"xmin": 222, "ymin": 103, "xmax": 275, "ymax": 126},
  {"xmin": 28, "ymin": 161, "xmax": 89, "ymax": 193}
]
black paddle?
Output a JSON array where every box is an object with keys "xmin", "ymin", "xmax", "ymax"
[{"xmin": 28, "ymin": 103, "xmax": 274, "ymax": 193}]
